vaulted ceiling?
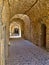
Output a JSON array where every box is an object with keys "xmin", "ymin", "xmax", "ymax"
[
  {"xmin": 8, "ymin": 0, "xmax": 38, "ymax": 17},
  {"xmin": 2, "ymin": 0, "xmax": 49, "ymax": 20},
  {"xmin": 8, "ymin": 0, "xmax": 49, "ymax": 18}
]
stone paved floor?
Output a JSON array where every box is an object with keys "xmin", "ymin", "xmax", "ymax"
[{"xmin": 6, "ymin": 39, "xmax": 49, "ymax": 65}]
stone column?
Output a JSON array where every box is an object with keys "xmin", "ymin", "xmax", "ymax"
[
  {"xmin": 2, "ymin": 0, "xmax": 10, "ymax": 58},
  {"xmin": 0, "ymin": 0, "xmax": 5, "ymax": 65}
]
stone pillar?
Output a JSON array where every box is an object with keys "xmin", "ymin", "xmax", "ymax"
[
  {"xmin": 0, "ymin": 0, "xmax": 5, "ymax": 65},
  {"xmin": 2, "ymin": 0, "xmax": 10, "ymax": 58}
]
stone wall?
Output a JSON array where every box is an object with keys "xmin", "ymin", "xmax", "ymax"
[
  {"xmin": 0, "ymin": 0, "xmax": 5, "ymax": 65},
  {"xmin": 25, "ymin": 0, "xmax": 49, "ymax": 49}
]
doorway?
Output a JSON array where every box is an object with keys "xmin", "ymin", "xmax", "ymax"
[
  {"xmin": 14, "ymin": 28, "xmax": 19, "ymax": 36},
  {"xmin": 41, "ymin": 24, "xmax": 46, "ymax": 48},
  {"xmin": 10, "ymin": 22, "xmax": 21, "ymax": 38}
]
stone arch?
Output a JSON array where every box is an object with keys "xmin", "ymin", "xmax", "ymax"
[
  {"xmin": 10, "ymin": 21, "xmax": 21, "ymax": 38},
  {"xmin": 10, "ymin": 14, "xmax": 31, "ymax": 40},
  {"xmin": 9, "ymin": 18, "xmax": 25, "ymax": 38}
]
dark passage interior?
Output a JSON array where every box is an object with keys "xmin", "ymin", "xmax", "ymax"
[
  {"xmin": 41, "ymin": 24, "xmax": 46, "ymax": 48},
  {"xmin": 14, "ymin": 28, "xmax": 19, "ymax": 35}
]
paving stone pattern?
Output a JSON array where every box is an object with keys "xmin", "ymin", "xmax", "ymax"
[{"xmin": 6, "ymin": 39, "xmax": 49, "ymax": 65}]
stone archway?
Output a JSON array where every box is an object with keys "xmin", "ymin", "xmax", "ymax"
[
  {"xmin": 10, "ymin": 22, "xmax": 21, "ymax": 38},
  {"xmin": 9, "ymin": 18, "xmax": 25, "ymax": 39},
  {"xmin": 10, "ymin": 14, "xmax": 31, "ymax": 40}
]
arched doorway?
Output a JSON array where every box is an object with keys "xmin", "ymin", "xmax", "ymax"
[
  {"xmin": 41, "ymin": 24, "xmax": 46, "ymax": 48},
  {"xmin": 10, "ymin": 14, "xmax": 31, "ymax": 40},
  {"xmin": 10, "ymin": 22, "xmax": 21, "ymax": 38}
]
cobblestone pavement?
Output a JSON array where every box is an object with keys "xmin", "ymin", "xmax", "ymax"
[{"xmin": 6, "ymin": 39, "xmax": 49, "ymax": 65}]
